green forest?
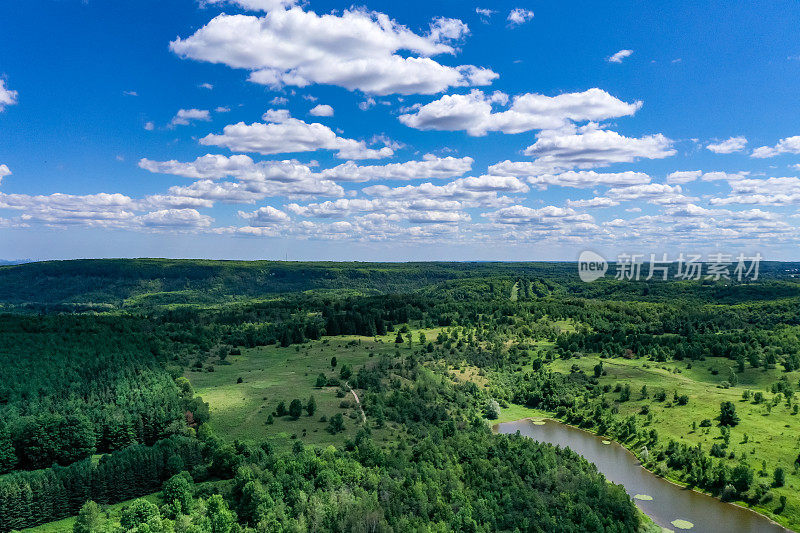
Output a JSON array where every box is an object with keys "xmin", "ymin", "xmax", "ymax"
[{"xmin": 1, "ymin": 259, "xmax": 800, "ymax": 532}]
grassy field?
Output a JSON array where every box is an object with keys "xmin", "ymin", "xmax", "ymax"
[
  {"xmin": 543, "ymin": 355, "xmax": 800, "ymax": 529},
  {"xmin": 187, "ymin": 329, "xmax": 442, "ymax": 451}
]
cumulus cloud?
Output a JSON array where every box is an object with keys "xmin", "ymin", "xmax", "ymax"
[
  {"xmin": 137, "ymin": 208, "xmax": 213, "ymax": 228},
  {"xmin": 521, "ymin": 124, "xmax": 676, "ymax": 169},
  {"xmin": 0, "ymin": 191, "xmax": 138, "ymax": 227},
  {"xmin": 605, "ymin": 183, "xmax": 694, "ymax": 205},
  {"xmin": 475, "ymin": 8, "xmax": 495, "ymax": 19},
  {"xmin": 608, "ymin": 49, "xmax": 633, "ymax": 63},
  {"xmin": 168, "ymin": 177, "xmax": 343, "ymax": 203},
  {"xmin": 309, "ymin": 104, "xmax": 334, "ymax": 117},
  {"xmin": 362, "ymin": 175, "xmax": 526, "ymax": 207},
  {"xmin": 169, "ymin": 108, "xmax": 211, "ymax": 128},
  {"xmin": 320, "ymin": 155, "xmax": 473, "ymax": 183},
  {"xmin": 706, "ymin": 136, "xmax": 747, "ymax": 154},
  {"xmin": 507, "ymin": 8, "xmax": 534, "ymax": 26},
  {"xmin": 524, "ymin": 170, "xmax": 651, "ymax": 189},
  {"xmin": 199, "ymin": 110, "xmax": 394, "ymax": 159},
  {"xmin": 140, "ymin": 154, "xmax": 311, "ymax": 181},
  {"xmin": 170, "ymin": 7, "xmax": 497, "ymax": 95},
  {"xmin": 238, "ymin": 205, "xmax": 291, "ymax": 226},
  {"xmin": 751, "ymin": 136, "xmax": 800, "ymax": 158},
  {"xmin": 666, "ymin": 170, "xmax": 702, "ymax": 184},
  {"xmin": 484, "ymin": 205, "xmax": 591, "ymax": 226},
  {"xmin": 565, "ymin": 197, "xmax": 620, "ymax": 209},
  {"xmin": 287, "ymin": 198, "xmax": 470, "ymax": 224},
  {"xmin": 710, "ymin": 176, "xmax": 800, "ymax": 205},
  {"xmin": 0, "ymin": 80, "xmax": 18, "ymax": 112},
  {"xmin": 140, "ymin": 153, "xmax": 473, "ymax": 187},
  {"xmin": 0, "ymin": 164, "xmax": 11, "ymax": 184},
  {"xmin": 666, "ymin": 170, "xmax": 749, "ymax": 184},
  {"xmin": 399, "ymin": 88, "xmax": 642, "ymax": 136}
]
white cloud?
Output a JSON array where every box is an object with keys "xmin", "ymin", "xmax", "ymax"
[
  {"xmin": 359, "ymin": 98, "xmax": 377, "ymax": 111},
  {"xmin": 287, "ymin": 197, "xmax": 470, "ymax": 223},
  {"xmin": 309, "ymin": 104, "xmax": 334, "ymax": 117},
  {"xmin": 566, "ymin": 197, "xmax": 620, "ymax": 209},
  {"xmin": 144, "ymin": 121, "xmax": 155, "ymax": 131},
  {"xmin": 605, "ymin": 183, "xmax": 693, "ymax": 205},
  {"xmin": 199, "ymin": 82, "xmax": 214, "ymax": 90},
  {"xmin": 0, "ymin": 80, "xmax": 18, "ymax": 112},
  {"xmin": 238, "ymin": 205, "xmax": 291, "ymax": 225},
  {"xmin": 399, "ymin": 88, "xmax": 642, "ymax": 136},
  {"xmin": 140, "ymin": 153, "xmax": 471, "ymax": 185},
  {"xmin": 168, "ymin": 177, "xmax": 343, "ymax": 203},
  {"xmin": 608, "ymin": 49, "xmax": 633, "ymax": 63},
  {"xmin": 666, "ymin": 170, "xmax": 749, "ymax": 184},
  {"xmin": 521, "ymin": 124, "xmax": 676, "ymax": 170},
  {"xmin": 320, "ymin": 155, "xmax": 473, "ymax": 183},
  {"xmin": 215, "ymin": 106, "xmax": 231, "ymax": 113},
  {"xmin": 710, "ymin": 176, "xmax": 800, "ymax": 205},
  {"xmin": 751, "ymin": 136, "xmax": 800, "ymax": 158},
  {"xmin": 137, "ymin": 208, "xmax": 213, "ymax": 228},
  {"xmin": 139, "ymin": 154, "xmax": 311, "ymax": 181},
  {"xmin": 171, "ymin": 7, "xmax": 496, "ymax": 95},
  {"xmin": 0, "ymin": 164, "xmax": 10, "ymax": 185},
  {"xmin": 0, "ymin": 191, "xmax": 138, "ymax": 227},
  {"xmin": 199, "ymin": 110, "xmax": 394, "ymax": 159},
  {"xmin": 428, "ymin": 17, "xmax": 470, "ymax": 42},
  {"xmin": 200, "ymin": 0, "xmax": 297, "ymax": 11},
  {"xmin": 666, "ymin": 170, "xmax": 702, "ymax": 184},
  {"xmin": 706, "ymin": 136, "xmax": 747, "ymax": 154},
  {"xmin": 169, "ymin": 108, "xmax": 211, "ymax": 128},
  {"xmin": 484, "ymin": 205, "xmax": 591, "ymax": 225},
  {"xmin": 363, "ymin": 175, "xmax": 526, "ymax": 206},
  {"xmin": 270, "ymin": 96, "xmax": 288, "ymax": 106},
  {"xmin": 141, "ymin": 194, "xmax": 214, "ymax": 210},
  {"xmin": 507, "ymin": 8, "xmax": 534, "ymax": 26},
  {"xmin": 475, "ymin": 8, "xmax": 495, "ymax": 19},
  {"xmin": 524, "ymin": 170, "xmax": 651, "ymax": 189}
]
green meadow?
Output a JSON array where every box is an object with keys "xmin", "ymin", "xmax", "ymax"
[{"xmin": 186, "ymin": 329, "xmax": 442, "ymax": 451}]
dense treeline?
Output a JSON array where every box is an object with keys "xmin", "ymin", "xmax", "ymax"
[
  {"xmin": 0, "ymin": 436, "xmax": 205, "ymax": 531},
  {"xmin": 1, "ymin": 258, "xmax": 797, "ymax": 311},
  {"xmin": 0, "ymin": 315, "xmax": 213, "ymax": 474}
]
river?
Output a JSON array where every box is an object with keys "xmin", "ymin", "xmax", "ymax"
[{"xmin": 495, "ymin": 419, "xmax": 791, "ymax": 533}]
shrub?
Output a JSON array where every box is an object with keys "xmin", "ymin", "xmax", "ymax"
[
  {"xmin": 289, "ymin": 399, "xmax": 303, "ymax": 419},
  {"xmin": 484, "ymin": 399, "xmax": 501, "ymax": 420}
]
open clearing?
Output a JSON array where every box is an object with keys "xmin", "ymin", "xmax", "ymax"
[{"xmin": 186, "ymin": 329, "xmax": 441, "ymax": 450}]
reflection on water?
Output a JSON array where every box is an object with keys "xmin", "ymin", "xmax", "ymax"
[{"xmin": 495, "ymin": 419, "xmax": 791, "ymax": 533}]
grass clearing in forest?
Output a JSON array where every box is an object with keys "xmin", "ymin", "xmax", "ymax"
[{"xmin": 187, "ymin": 329, "xmax": 440, "ymax": 451}]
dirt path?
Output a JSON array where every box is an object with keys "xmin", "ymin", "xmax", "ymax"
[{"xmin": 346, "ymin": 381, "xmax": 366, "ymax": 423}]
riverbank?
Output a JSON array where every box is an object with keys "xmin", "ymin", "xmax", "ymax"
[{"xmin": 495, "ymin": 416, "xmax": 793, "ymax": 532}]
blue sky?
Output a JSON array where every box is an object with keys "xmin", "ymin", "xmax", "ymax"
[{"xmin": 1, "ymin": 0, "xmax": 799, "ymax": 261}]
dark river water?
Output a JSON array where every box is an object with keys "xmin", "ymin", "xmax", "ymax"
[{"xmin": 495, "ymin": 419, "xmax": 791, "ymax": 533}]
